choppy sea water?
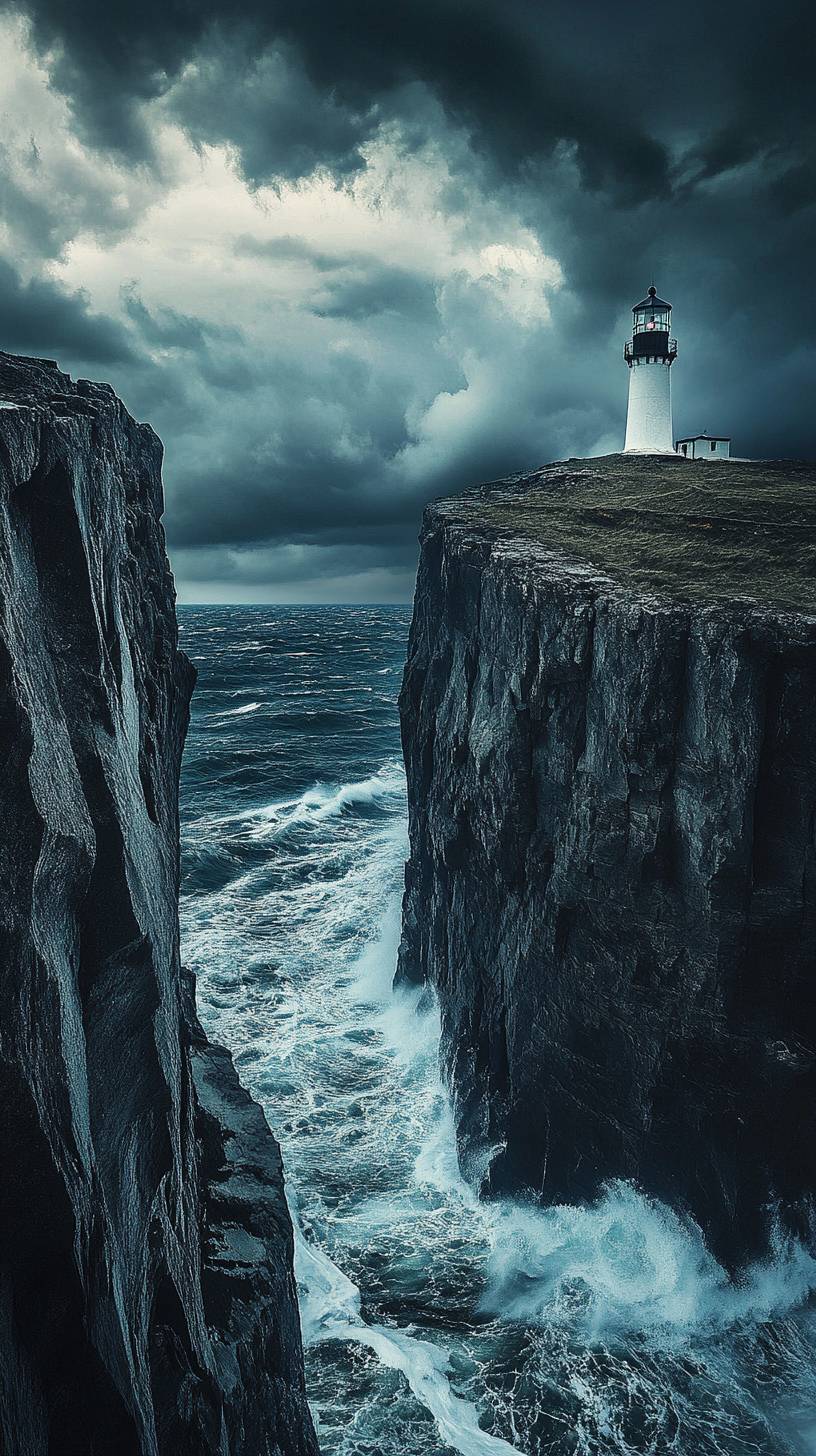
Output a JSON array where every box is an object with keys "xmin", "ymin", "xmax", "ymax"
[{"xmin": 179, "ymin": 605, "xmax": 816, "ymax": 1456}]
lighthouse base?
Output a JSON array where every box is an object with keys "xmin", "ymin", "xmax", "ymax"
[{"xmin": 624, "ymin": 358, "xmax": 673, "ymax": 453}]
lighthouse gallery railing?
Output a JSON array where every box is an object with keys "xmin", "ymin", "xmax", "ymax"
[{"xmin": 624, "ymin": 338, "xmax": 678, "ymax": 363}]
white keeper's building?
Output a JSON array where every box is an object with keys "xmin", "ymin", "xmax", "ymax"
[{"xmin": 675, "ymin": 433, "xmax": 731, "ymax": 460}]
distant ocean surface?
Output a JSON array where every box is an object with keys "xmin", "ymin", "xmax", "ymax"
[{"xmin": 179, "ymin": 605, "xmax": 816, "ymax": 1456}]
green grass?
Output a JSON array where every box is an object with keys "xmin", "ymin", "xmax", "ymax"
[{"xmin": 441, "ymin": 454, "xmax": 816, "ymax": 614}]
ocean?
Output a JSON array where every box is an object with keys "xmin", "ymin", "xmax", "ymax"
[{"xmin": 179, "ymin": 604, "xmax": 816, "ymax": 1456}]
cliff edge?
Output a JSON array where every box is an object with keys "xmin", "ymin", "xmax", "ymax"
[
  {"xmin": 398, "ymin": 453, "xmax": 816, "ymax": 1270},
  {"xmin": 0, "ymin": 354, "xmax": 318, "ymax": 1455}
]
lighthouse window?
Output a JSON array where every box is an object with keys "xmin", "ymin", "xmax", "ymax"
[
  {"xmin": 710, "ymin": 440, "xmax": 716, "ymax": 451},
  {"xmin": 634, "ymin": 307, "xmax": 669, "ymax": 335}
]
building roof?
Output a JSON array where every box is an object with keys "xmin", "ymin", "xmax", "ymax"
[
  {"xmin": 676, "ymin": 433, "xmax": 731, "ymax": 442},
  {"xmin": 633, "ymin": 285, "xmax": 672, "ymax": 311}
]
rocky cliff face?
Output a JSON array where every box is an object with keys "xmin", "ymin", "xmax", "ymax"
[
  {"xmin": 0, "ymin": 354, "xmax": 318, "ymax": 1456},
  {"xmin": 398, "ymin": 455, "xmax": 816, "ymax": 1271}
]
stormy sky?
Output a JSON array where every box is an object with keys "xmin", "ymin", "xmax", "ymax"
[{"xmin": 1, "ymin": 2, "xmax": 813, "ymax": 600}]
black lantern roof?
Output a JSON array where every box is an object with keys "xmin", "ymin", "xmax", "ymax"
[{"xmin": 633, "ymin": 284, "xmax": 671, "ymax": 312}]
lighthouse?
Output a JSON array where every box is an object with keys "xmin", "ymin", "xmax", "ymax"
[{"xmin": 623, "ymin": 285, "xmax": 677, "ymax": 453}]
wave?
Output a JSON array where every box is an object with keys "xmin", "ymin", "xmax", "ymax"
[
  {"xmin": 480, "ymin": 1184, "xmax": 816, "ymax": 1345},
  {"xmin": 289, "ymin": 892, "xmax": 523, "ymax": 1454},
  {"xmin": 229, "ymin": 762, "xmax": 406, "ymax": 840},
  {"xmin": 350, "ymin": 899, "xmax": 816, "ymax": 1353},
  {"xmin": 295, "ymin": 1229, "xmax": 521, "ymax": 1456},
  {"xmin": 216, "ymin": 700, "xmax": 263, "ymax": 717}
]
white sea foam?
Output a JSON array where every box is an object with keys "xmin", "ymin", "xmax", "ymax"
[
  {"xmin": 480, "ymin": 1185, "xmax": 816, "ymax": 1343},
  {"xmin": 230, "ymin": 762, "xmax": 406, "ymax": 839},
  {"xmin": 268, "ymin": 870, "xmax": 525, "ymax": 1454},
  {"xmin": 216, "ymin": 700, "xmax": 263, "ymax": 717},
  {"xmin": 344, "ymin": 883, "xmax": 816, "ymax": 1353},
  {"xmin": 184, "ymin": 735, "xmax": 816, "ymax": 1456},
  {"xmin": 295, "ymin": 1227, "xmax": 521, "ymax": 1456}
]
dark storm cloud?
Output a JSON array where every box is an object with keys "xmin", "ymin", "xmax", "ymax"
[
  {"xmin": 2, "ymin": 0, "xmax": 814, "ymax": 599},
  {"xmin": 171, "ymin": 448, "xmax": 419, "ymax": 546},
  {"xmin": 9, "ymin": 0, "xmax": 814, "ymax": 350},
  {"xmin": 0, "ymin": 2, "xmax": 672, "ymax": 189},
  {"xmin": 0, "ymin": 257, "xmax": 135, "ymax": 363},
  {"xmin": 170, "ymin": 39, "xmax": 375, "ymax": 184},
  {"xmin": 163, "ymin": 396, "xmax": 423, "ymax": 550},
  {"xmin": 8, "ymin": 0, "xmax": 814, "ymax": 198},
  {"xmin": 171, "ymin": 537, "xmax": 419, "ymax": 604}
]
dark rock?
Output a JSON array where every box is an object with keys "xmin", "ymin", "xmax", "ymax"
[
  {"xmin": 398, "ymin": 456, "xmax": 816, "ymax": 1271},
  {"xmin": 0, "ymin": 353, "xmax": 318, "ymax": 1455}
]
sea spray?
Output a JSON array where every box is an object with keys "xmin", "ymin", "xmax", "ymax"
[{"xmin": 347, "ymin": 903, "xmax": 816, "ymax": 1350}]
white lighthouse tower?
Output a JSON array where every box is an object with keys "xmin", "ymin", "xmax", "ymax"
[{"xmin": 623, "ymin": 285, "xmax": 677, "ymax": 452}]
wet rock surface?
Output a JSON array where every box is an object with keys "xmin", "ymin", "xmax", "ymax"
[
  {"xmin": 0, "ymin": 354, "xmax": 318, "ymax": 1455},
  {"xmin": 398, "ymin": 457, "xmax": 816, "ymax": 1271}
]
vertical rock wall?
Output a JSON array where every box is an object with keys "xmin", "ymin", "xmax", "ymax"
[
  {"xmin": 0, "ymin": 354, "xmax": 318, "ymax": 1456},
  {"xmin": 398, "ymin": 496, "xmax": 816, "ymax": 1269}
]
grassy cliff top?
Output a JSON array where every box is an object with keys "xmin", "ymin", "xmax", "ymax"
[{"xmin": 437, "ymin": 454, "xmax": 816, "ymax": 615}]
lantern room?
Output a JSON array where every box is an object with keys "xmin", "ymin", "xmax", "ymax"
[
  {"xmin": 624, "ymin": 285, "xmax": 677, "ymax": 365},
  {"xmin": 634, "ymin": 285, "xmax": 671, "ymax": 335}
]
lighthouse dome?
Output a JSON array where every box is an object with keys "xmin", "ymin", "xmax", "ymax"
[{"xmin": 633, "ymin": 286, "xmax": 671, "ymax": 312}]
